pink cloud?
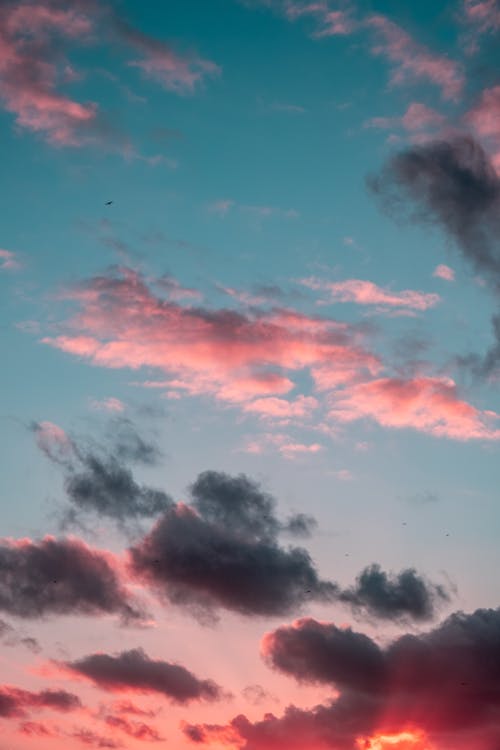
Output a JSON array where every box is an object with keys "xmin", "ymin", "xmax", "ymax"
[
  {"xmin": 433, "ymin": 264, "xmax": 455, "ymax": 282},
  {"xmin": 244, "ymin": 432, "xmax": 324, "ymax": 459},
  {"xmin": 41, "ymin": 267, "xmax": 381, "ymax": 408},
  {"xmin": 0, "ymin": 248, "xmax": 22, "ymax": 270},
  {"xmin": 301, "ymin": 277, "xmax": 440, "ymax": 311},
  {"xmin": 114, "ymin": 20, "xmax": 220, "ymax": 94},
  {"xmin": 0, "ymin": 3, "xmax": 99, "ymax": 146},
  {"xmin": 328, "ymin": 376, "xmax": 500, "ymax": 441},
  {"xmin": 367, "ymin": 15, "xmax": 464, "ymax": 101},
  {"xmin": 284, "ymin": 2, "xmax": 356, "ymax": 36},
  {"xmin": 466, "ymin": 85, "xmax": 500, "ymax": 139},
  {"xmin": 463, "ymin": 0, "xmax": 500, "ymax": 33}
]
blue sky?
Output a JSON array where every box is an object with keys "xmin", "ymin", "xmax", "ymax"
[{"xmin": 1, "ymin": 1, "xmax": 500, "ymax": 749}]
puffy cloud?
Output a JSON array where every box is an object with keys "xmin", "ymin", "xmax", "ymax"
[
  {"xmin": 130, "ymin": 470, "xmax": 446, "ymax": 622},
  {"xmin": 129, "ymin": 474, "xmax": 337, "ymax": 620},
  {"xmin": 339, "ymin": 564, "xmax": 450, "ymax": 621},
  {"xmin": 0, "ymin": 536, "xmax": 144, "ymax": 622},
  {"xmin": 187, "ymin": 608, "xmax": 500, "ymax": 749},
  {"xmin": 63, "ymin": 647, "xmax": 222, "ymax": 704}
]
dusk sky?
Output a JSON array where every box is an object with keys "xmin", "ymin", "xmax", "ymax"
[{"xmin": 1, "ymin": 1, "xmax": 500, "ymax": 748}]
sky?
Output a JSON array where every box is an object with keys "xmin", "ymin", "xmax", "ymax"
[{"xmin": 1, "ymin": 0, "xmax": 500, "ymax": 748}]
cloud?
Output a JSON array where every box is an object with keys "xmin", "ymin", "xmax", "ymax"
[
  {"xmin": 465, "ymin": 86, "xmax": 500, "ymax": 171},
  {"xmin": 366, "ymin": 15, "xmax": 464, "ymax": 101},
  {"xmin": 89, "ymin": 398, "xmax": 126, "ymax": 413},
  {"xmin": 0, "ymin": 685, "xmax": 81, "ymax": 718},
  {"xmin": 432, "ymin": 264, "xmax": 455, "ymax": 281},
  {"xmin": 339, "ymin": 564, "xmax": 450, "ymax": 621},
  {"xmin": 33, "ymin": 419, "xmax": 171, "ymax": 525},
  {"xmin": 301, "ymin": 277, "xmax": 440, "ymax": 312},
  {"xmin": 130, "ymin": 470, "xmax": 445, "ymax": 622},
  {"xmin": 187, "ymin": 608, "xmax": 500, "ymax": 749},
  {"xmin": 365, "ymin": 102, "xmax": 446, "ymax": 133},
  {"xmin": 0, "ymin": 618, "xmax": 41, "ymax": 653},
  {"xmin": 40, "ymin": 266, "xmax": 381, "ymax": 407},
  {"xmin": 62, "ymin": 647, "xmax": 222, "ymax": 704},
  {"xmin": 0, "ymin": 0, "xmax": 218, "ymax": 148},
  {"xmin": 103, "ymin": 714, "xmax": 163, "ymax": 742},
  {"xmin": 369, "ymin": 135, "xmax": 500, "ymax": 376},
  {"xmin": 129, "ymin": 470, "xmax": 338, "ymax": 621},
  {"xmin": 0, "ymin": 248, "xmax": 22, "ymax": 270},
  {"xmin": 328, "ymin": 376, "xmax": 500, "ymax": 440},
  {"xmin": 369, "ymin": 136, "xmax": 500, "ymax": 286},
  {"xmin": 0, "ymin": 536, "xmax": 144, "ymax": 622},
  {"xmin": 112, "ymin": 18, "xmax": 220, "ymax": 94}
]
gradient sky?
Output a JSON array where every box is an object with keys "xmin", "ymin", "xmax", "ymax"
[{"xmin": 1, "ymin": 1, "xmax": 500, "ymax": 749}]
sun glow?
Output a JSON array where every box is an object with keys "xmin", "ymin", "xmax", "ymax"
[{"xmin": 358, "ymin": 730, "xmax": 432, "ymax": 750}]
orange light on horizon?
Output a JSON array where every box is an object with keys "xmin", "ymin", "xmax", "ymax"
[{"xmin": 357, "ymin": 730, "xmax": 433, "ymax": 750}]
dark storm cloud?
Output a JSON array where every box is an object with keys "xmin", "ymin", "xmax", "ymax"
[
  {"xmin": 0, "ymin": 685, "xmax": 81, "ymax": 718},
  {"xmin": 186, "ymin": 608, "xmax": 500, "ymax": 750},
  {"xmin": 0, "ymin": 537, "xmax": 144, "ymax": 622},
  {"xmin": 339, "ymin": 564, "xmax": 450, "ymax": 621},
  {"xmin": 130, "ymin": 470, "xmax": 338, "ymax": 621},
  {"xmin": 64, "ymin": 648, "xmax": 222, "ymax": 704},
  {"xmin": 369, "ymin": 135, "xmax": 500, "ymax": 377}
]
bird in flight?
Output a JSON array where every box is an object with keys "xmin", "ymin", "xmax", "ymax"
[{"xmin": 105, "ymin": 200, "xmax": 113, "ymax": 206}]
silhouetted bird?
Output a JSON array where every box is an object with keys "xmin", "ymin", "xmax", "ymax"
[{"xmin": 105, "ymin": 200, "xmax": 113, "ymax": 205}]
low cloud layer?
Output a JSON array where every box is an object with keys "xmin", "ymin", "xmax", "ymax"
[{"xmin": 186, "ymin": 607, "xmax": 500, "ymax": 750}]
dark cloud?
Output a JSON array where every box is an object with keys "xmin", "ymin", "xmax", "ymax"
[
  {"xmin": 369, "ymin": 135, "xmax": 500, "ymax": 377},
  {"xmin": 0, "ymin": 685, "xmax": 81, "ymax": 718},
  {"xmin": 64, "ymin": 648, "xmax": 222, "ymax": 704},
  {"xmin": 187, "ymin": 608, "xmax": 500, "ymax": 750},
  {"xmin": 64, "ymin": 455, "xmax": 172, "ymax": 525},
  {"xmin": 130, "ymin": 470, "xmax": 337, "ymax": 621},
  {"xmin": 32, "ymin": 419, "xmax": 171, "ymax": 525},
  {"xmin": 0, "ymin": 536, "xmax": 144, "ymax": 622},
  {"xmin": 71, "ymin": 727, "xmax": 122, "ymax": 749},
  {"xmin": 131, "ymin": 470, "xmax": 447, "ymax": 622},
  {"xmin": 339, "ymin": 564, "xmax": 450, "ymax": 621},
  {"xmin": 369, "ymin": 135, "xmax": 500, "ymax": 283}
]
